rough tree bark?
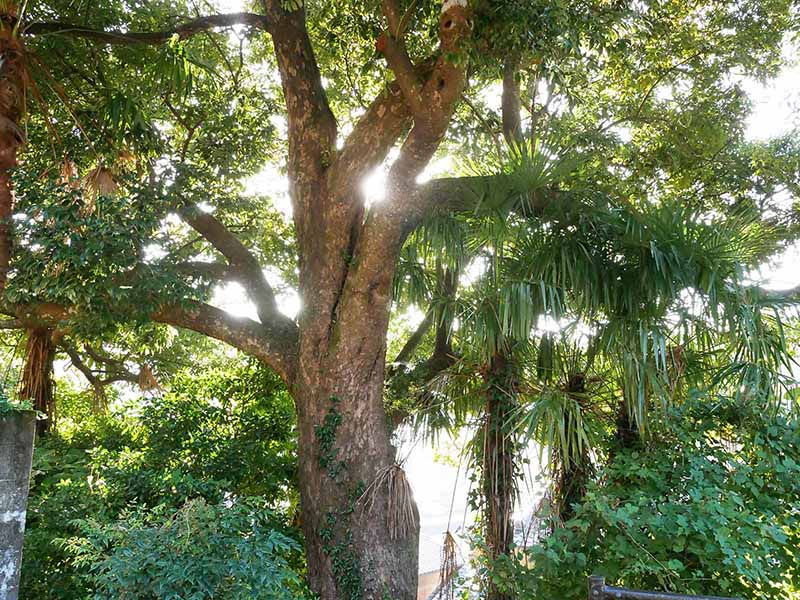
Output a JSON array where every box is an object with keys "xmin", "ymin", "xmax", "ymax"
[
  {"xmin": 269, "ymin": 1, "xmax": 472, "ymax": 595},
  {"xmin": 10, "ymin": 2, "xmax": 476, "ymax": 597}
]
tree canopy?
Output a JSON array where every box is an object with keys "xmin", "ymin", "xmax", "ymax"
[{"xmin": 0, "ymin": 0, "xmax": 799, "ymax": 598}]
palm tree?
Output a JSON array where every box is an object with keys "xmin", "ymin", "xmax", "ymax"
[{"xmin": 395, "ymin": 145, "xmax": 796, "ymax": 596}]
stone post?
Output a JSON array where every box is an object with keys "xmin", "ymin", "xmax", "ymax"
[{"xmin": 0, "ymin": 411, "xmax": 36, "ymax": 600}]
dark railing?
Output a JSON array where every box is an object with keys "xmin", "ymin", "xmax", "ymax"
[{"xmin": 588, "ymin": 576, "xmax": 741, "ymax": 600}]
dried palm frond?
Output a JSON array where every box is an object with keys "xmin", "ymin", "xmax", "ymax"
[
  {"xmin": 138, "ymin": 364, "xmax": 160, "ymax": 392},
  {"xmin": 435, "ymin": 531, "xmax": 459, "ymax": 600},
  {"xmin": 58, "ymin": 157, "xmax": 80, "ymax": 188},
  {"xmin": 117, "ymin": 148, "xmax": 136, "ymax": 163},
  {"xmin": 18, "ymin": 328, "xmax": 55, "ymax": 435},
  {"xmin": 84, "ymin": 165, "xmax": 118, "ymax": 197},
  {"xmin": 116, "ymin": 148, "xmax": 138, "ymax": 175},
  {"xmin": 0, "ymin": 1, "xmax": 18, "ymax": 18},
  {"xmin": 358, "ymin": 463, "xmax": 418, "ymax": 540}
]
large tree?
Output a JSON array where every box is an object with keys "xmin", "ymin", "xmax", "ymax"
[{"xmin": 1, "ymin": 1, "xmax": 799, "ymax": 598}]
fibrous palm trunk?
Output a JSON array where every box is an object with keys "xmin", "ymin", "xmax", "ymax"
[
  {"xmin": 19, "ymin": 328, "xmax": 55, "ymax": 436},
  {"xmin": 479, "ymin": 352, "xmax": 518, "ymax": 600},
  {"xmin": 555, "ymin": 373, "xmax": 592, "ymax": 522},
  {"xmin": 614, "ymin": 395, "xmax": 639, "ymax": 450}
]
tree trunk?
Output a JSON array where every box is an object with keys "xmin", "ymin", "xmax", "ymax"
[
  {"xmin": 19, "ymin": 328, "xmax": 56, "ymax": 436},
  {"xmin": 479, "ymin": 352, "xmax": 518, "ymax": 600},
  {"xmin": 557, "ymin": 443, "xmax": 591, "ymax": 522},
  {"xmin": 556, "ymin": 373, "xmax": 592, "ymax": 522},
  {"xmin": 290, "ymin": 220, "xmax": 420, "ymax": 599},
  {"xmin": 608, "ymin": 392, "xmax": 640, "ymax": 466},
  {"xmin": 0, "ymin": 25, "xmax": 25, "ymax": 297},
  {"xmin": 292, "ymin": 352, "xmax": 419, "ymax": 599},
  {"xmin": 614, "ymin": 395, "xmax": 639, "ymax": 450}
]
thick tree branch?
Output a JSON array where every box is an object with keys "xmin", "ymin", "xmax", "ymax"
[
  {"xmin": 153, "ymin": 300, "xmax": 297, "ymax": 383},
  {"xmin": 376, "ymin": 5, "xmax": 423, "ymax": 117},
  {"xmin": 382, "ymin": 2, "xmax": 473, "ymax": 194},
  {"xmin": 173, "ymin": 260, "xmax": 232, "ymax": 281},
  {"xmin": 381, "ymin": 0, "xmax": 404, "ymax": 38},
  {"xmin": 10, "ymin": 297, "xmax": 298, "ymax": 384},
  {"xmin": 393, "ymin": 309, "xmax": 433, "ymax": 364},
  {"xmin": 502, "ymin": 56, "xmax": 524, "ymax": 145},
  {"xmin": 62, "ymin": 344, "xmax": 139, "ymax": 412},
  {"xmin": 412, "ymin": 174, "xmax": 564, "ymax": 222},
  {"xmin": 13, "ymin": 303, "xmax": 71, "ymax": 327},
  {"xmin": 25, "ymin": 13, "xmax": 270, "ymax": 45},
  {"xmin": 82, "ymin": 345, "xmax": 131, "ymax": 371},
  {"xmin": 332, "ymin": 57, "xmax": 436, "ymax": 190},
  {"xmin": 331, "ymin": 82, "xmax": 410, "ymax": 190},
  {"xmin": 62, "ymin": 344, "xmax": 106, "ymax": 389},
  {"xmin": 178, "ymin": 205, "xmax": 281, "ymax": 326},
  {"xmin": 339, "ymin": 2, "xmax": 475, "ymax": 314},
  {"xmin": 260, "ymin": 2, "xmax": 336, "ymax": 228},
  {"xmin": 394, "ymin": 290, "xmax": 457, "ymax": 379}
]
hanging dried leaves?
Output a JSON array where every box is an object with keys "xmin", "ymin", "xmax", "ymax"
[
  {"xmin": 359, "ymin": 463, "xmax": 418, "ymax": 541},
  {"xmin": 19, "ymin": 328, "xmax": 55, "ymax": 435},
  {"xmin": 84, "ymin": 165, "xmax": 118, "ymax": 197},
  {"xmin": 137, "ymin": 363, "xmax": 160, "ymax": 391},
  {"xmin": 58, "ymin": 157, "xmax": 80, "ymax": 189},
  {"xmin": 436, "ymin": 531, "xmax": 459, "ymax": 600}
]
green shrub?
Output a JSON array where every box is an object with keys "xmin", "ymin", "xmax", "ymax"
[
  {"xmin": 67, "ymin": 498, "xmax": 308, "ymax": 600},
  {"xmin": 487, "ymin": 399, "xmax": 800, "ymax": 599},
  {"xmin": 20, "ymin": 360, "xmax": 301, "ymax": 599}
]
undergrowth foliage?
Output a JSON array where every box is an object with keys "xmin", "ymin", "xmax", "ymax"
[
  {"xmin": 20, "ymin": 360, "xmax": 305, "ymax": 599},
  {"xmin": 481, "ymin": 397, "xmax": 800, "ymax": 600},
  {"xmin": 68, "ymin": 498, "xmax": 304, "ymax": 600}
]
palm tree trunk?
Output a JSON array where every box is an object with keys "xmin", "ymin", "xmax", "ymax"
[
  {"xmin": 480, "ymin": 351, "xmax": 518, "ymax": 600},
  {"xmin": 19, "ymin": 328, "xmax": 56, "ymax": 436},
  {"xmin": 556, "ymin": 373, "xmax": 592, "ymax": 522},
  {"xmin": 614, "ymin": 394, "xmax": 639, "ymax": 450}
]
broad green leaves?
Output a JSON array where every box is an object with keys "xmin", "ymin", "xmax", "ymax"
[
  {"xmin": 71, "ymin": 498, "xmax": 306, "ymax": 600},
  {"xmin": 488, "ymin": 398, "xmax": 800, "ymax": 600},
  {"xmin": 21, "ymin": 360, "xmax": 300, "ymax": 598}
]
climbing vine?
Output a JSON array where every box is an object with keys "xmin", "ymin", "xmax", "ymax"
[
  {"xmin": 314, "ymin": 397, "xmax": 365, "ymax": 599},
  {"xmin": 315, "ymin": 397, "xmax": 347, "ymax": 480}
]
